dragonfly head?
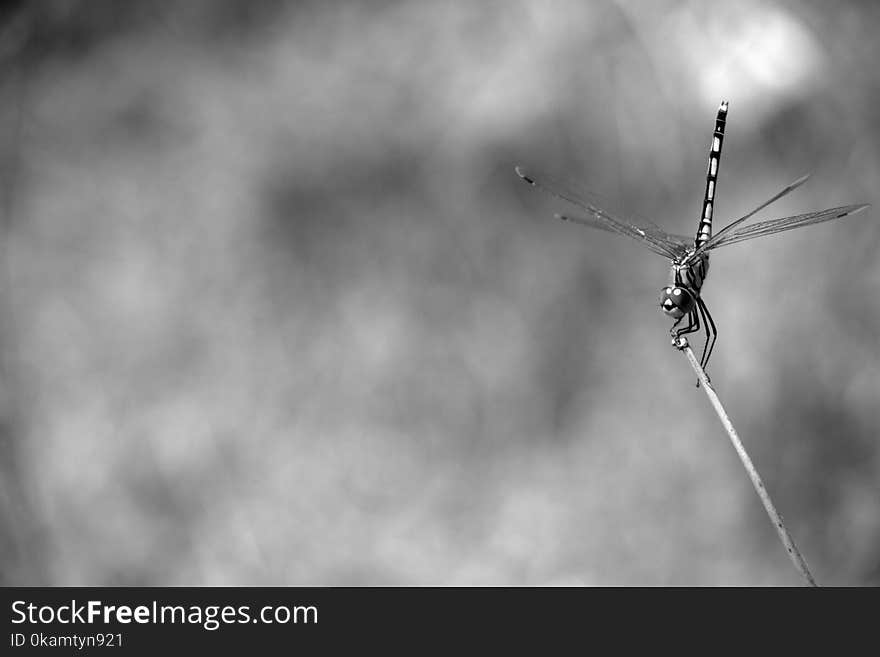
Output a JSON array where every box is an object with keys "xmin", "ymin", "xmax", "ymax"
[{"xmin": 659, "ymin": 286, "xmax": 695, "ymax": 319}]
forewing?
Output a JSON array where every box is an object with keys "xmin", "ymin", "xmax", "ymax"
[
  {"xmin": 691, "ymin": 175, "xmax": 811, "ymax": 260},
  {"xmin": 703, "ymin": 204, "xmax": 870, "ymax": 250},
  {"xmin": 516, "ymin": 166, "xmax": 689, "ymax": 260}
]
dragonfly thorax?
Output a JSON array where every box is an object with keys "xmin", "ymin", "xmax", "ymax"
[{"xmin": 672, "ymin": 252, "xmax": 710, "ymax": 293}]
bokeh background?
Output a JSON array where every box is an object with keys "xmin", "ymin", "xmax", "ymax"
[{"xmin": 0, "ymin": 0, "xmax": 878, "ymax": 586}]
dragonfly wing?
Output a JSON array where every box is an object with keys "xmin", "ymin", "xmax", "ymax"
[
  {"xmin": 516, "ymin": 166, "xmax": 689, "ymax": 260},
  {"xmin": 553, "ymin": 211, "xmax": 690, "ymax": 260},
  {"xmin": 703, "ymin": 204, "xmax": 870, "ymax": 250},
  {"xmin": 553, "ymin": 212, "xmax": 618, "ymax": 234},
  {"xmin": 689, "ymin": 174, "xmax": 811, "ymax": 261},
  {"xmin": 554, "ymin": 214, "xmax": 692, "ymax": 244}
]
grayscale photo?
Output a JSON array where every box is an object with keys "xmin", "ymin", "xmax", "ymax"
[{"xmin": 1, "ymin": 0, "xmax": 878, "ymax": 588}]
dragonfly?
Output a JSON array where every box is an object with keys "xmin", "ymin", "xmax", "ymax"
[{"xmin": 516, "ymin": 101, "xmax": 870, "ymax": 377}]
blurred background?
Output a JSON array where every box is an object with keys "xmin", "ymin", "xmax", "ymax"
[{"xmin": 0, "ymin": 0, "xmax": 877, "ymax": 586}]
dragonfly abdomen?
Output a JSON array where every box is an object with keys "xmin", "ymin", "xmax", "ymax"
[{"xmin": 696, "ymin": 101, "xmax": 728, "ymax": 249}]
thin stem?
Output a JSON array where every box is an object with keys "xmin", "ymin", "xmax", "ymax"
[{"xmin": 673, "ymin": 337, "xmax": 818, "ymax": 587}]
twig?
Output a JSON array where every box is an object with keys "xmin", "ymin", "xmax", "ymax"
[{"xmin": 673, "ymin": 337, "xmax": 818, "ymax": 587}]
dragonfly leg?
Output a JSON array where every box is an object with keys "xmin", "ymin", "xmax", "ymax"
[
  {"xmin": 671, "ymin": 309, "xmax": 702, "ymax": 387},
  {"xmin": 672, "ymin": 307, "xmax": 700, "ymax": 340},
  {"xmin": 695, "ymin": 296, "xmax": 717, "ymax": 374}
]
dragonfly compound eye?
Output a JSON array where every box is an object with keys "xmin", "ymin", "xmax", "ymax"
[{"xmin": 659, "ymin": 286, "xmax": 694, "ymax": 318}]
